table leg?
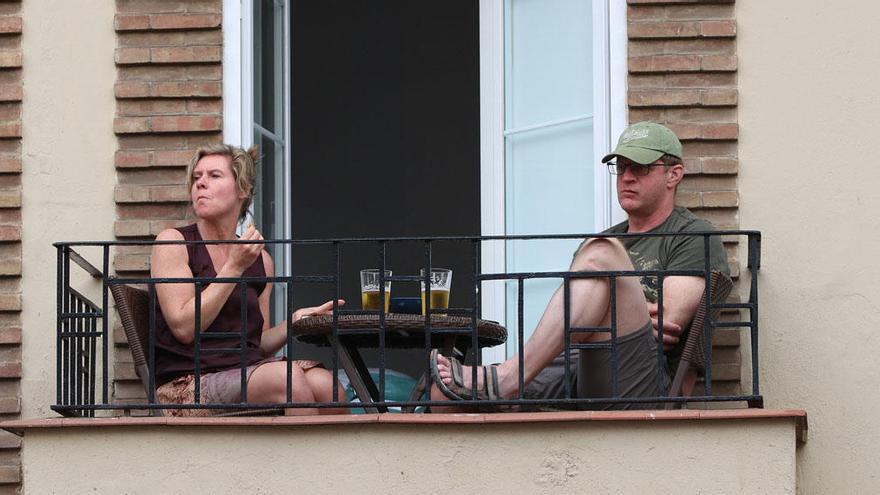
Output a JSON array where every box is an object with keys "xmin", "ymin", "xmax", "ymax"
[{"xmin": 327, "ymin": 335, "xmax": 386, "ymax": 414}]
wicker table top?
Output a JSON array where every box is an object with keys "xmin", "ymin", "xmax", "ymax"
[{"xmin": 291, "ymin": 313, "xmax": 507, "ymax": 349}]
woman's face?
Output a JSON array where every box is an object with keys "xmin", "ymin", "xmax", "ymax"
[{"xmin": 190, "ymin": 154, "xmax": 244, "ymax": 221}]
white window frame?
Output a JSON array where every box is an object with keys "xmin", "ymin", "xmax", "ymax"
[
  {"xmin": 479, "ymin": 0, "xmax": 627, "ymax": 363},
  {"xmin": 224, "ymin": 0, "xmax": 292, "ymax": 324}
]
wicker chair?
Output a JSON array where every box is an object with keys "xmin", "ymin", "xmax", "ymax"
[
  {"xmin": 665, "ymin": 269, "xmax": 734, "ymax": 408},
  {"xmin": 110, "ymin": 283, "xmax": 283, "ymax": 417}
]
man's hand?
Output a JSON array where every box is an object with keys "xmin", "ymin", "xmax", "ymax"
[
  {"xmin": 647, "ymin": 302, "xmax": 683, "ymax": 351},
  {"xmin": 291, "ymin": 299, "xmax": 345, "ymax": 323}
]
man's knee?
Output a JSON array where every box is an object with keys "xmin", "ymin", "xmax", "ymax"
[{"xmin": 571, "ymin": 237, "xmax": 631, "ymax": 271}]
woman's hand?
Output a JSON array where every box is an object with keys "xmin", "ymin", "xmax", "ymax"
[
  {"xmin": 225, "ymin": 225, "xmax": 264, "ymax": 274},
  {"xmin": 291, "ymin": 299, "xmax": 346, "ymax": 323}
]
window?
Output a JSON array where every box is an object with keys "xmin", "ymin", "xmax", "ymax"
[{"xmin": 224, "ymin": 0, "xmax": 626, "ymax": 359}]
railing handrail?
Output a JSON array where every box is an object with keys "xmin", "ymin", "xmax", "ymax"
[{"xmin": 53, "ymin": 229, "xmax": 761, "ymax": 248}]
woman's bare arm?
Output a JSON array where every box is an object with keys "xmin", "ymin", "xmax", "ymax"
[{"xmin": 151, "ymin": 227, "xmax": 263, "ymax": 345}]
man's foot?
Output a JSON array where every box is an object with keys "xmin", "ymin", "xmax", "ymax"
[{"xmin": 430, "ymin": 350, "xmax": 517, "ymax": 402}]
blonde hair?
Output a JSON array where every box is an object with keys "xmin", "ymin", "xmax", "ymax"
[{"xmin": 187, "ymin": 144, "xmax": 259, "ymax": 221}]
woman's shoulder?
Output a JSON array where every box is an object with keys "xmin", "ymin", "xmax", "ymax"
[
  {"xmin": 155, "ymin": 228, "xmax": 185, "ymax": 241},
  {"xmin": 156, "ymin": 224, "xmax": 198, "ymax": 241}
]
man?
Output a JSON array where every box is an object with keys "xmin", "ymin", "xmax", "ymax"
[{"xmin": 431, "ymin": 122, "xmax": 729, "ymax": 409}]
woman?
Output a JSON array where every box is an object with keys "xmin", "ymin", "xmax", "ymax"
[{"xmin": 151, "ymin": 144, "xmax": 345, "ymax": 416}]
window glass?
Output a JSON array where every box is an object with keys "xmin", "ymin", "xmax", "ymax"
[{"xmin": 504, "ymin": 0, "xmax": 595, "ymax": 353}]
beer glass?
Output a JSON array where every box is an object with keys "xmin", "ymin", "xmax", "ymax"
[
  {"xmin": 360, "ymin": 269, "xmax": 392, "ymax": 313},
  {"xmin": 420, "ymin": 268, "xmax": 452, "ymax": 315}
]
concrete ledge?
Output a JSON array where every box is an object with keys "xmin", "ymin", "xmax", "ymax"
[
  {"xmin": 2, "ymin": 408, "xmax": 808, "ymax": 440},
  {"xmin": 8, "ymin": 409, "xmax": 805, "ymax": 493}
]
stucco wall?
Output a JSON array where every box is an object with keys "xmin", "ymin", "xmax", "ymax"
[
  {"xmin": 21, "ymin": 420, "xmax": 797, "ymax": 493},
  {"xmin": 20, "ymin": 1, "xmax": 117, "ymax": 417},
  {"xmin": 737, "ymin": 2, "xmax": 880, "ymax": 493}
]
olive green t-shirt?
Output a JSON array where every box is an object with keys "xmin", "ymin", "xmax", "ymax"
[
  {"xmin": 574, "ymin": 206, "xmax": 729, "ymax": 364},
  {"xmin": 602, "ymin": 206, "xmax": 729, "ymax": 303}
]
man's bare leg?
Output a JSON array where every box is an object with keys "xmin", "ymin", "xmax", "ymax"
[{"xmin": 432, "ymin": 238, "xmax": 650, "ymax": 401}]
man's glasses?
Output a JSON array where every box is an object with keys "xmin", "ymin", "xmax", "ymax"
[{"xmin": 606, "ymin": 162, "xmax": 664, "ymax": 176}]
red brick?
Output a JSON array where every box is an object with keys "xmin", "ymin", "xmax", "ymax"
[
  {"xmin": 0, "ymin": 293, "xmax": 20, "ymax": 312},
  {"xmin": 115, "ymin": 184, "xmax": 189, "ymax": 203},
  {"xmin": 150, "ymin": 46, "xmax": 221, "ymax": 64},
  {"xmin": 0, "ymin": 463, "xmax": 20, "ymax": 483},
  {"xmin": 114, "ymin": 254, "xmax": 151, "ymax": 272},
  {"xmin": 702, "ymin": 122, "xmax": 738, "ymax": 139},
  {"xmin": 150, "ymin": 13, "xmax": 221, "ymax": 30},
  {"xmin": 113, "ymin": 117, "xmax": 151, "ymax": 134},
  {"xmin": 115, "ymin": 47, "xmax": 151, "ymax": 65},
  {"xmin": 117, "ymin": 99, "xmax": 188, "ymax": 116},
  {"xmin": 150, "ymin": 219, "xmax": 189, "ymax": 235},
  {"xmin": 0, "ymin": 156, "xmax": 19, "ymax": 173},
  {"xmin": 186, "ymin": 65, "xmax": 223, "ymax": 81},
  {"xmin": 153, "ymin": 149, "xmax": 193, "ymax": 166},
  {"xmin": 701, "ymin": 157, "xmax": 738, "ymax": 174},
  {"xmin": 0, "ymin": 16, "xmax": 19, "ymax": 34},
  {"xmin": 701, "ymin": 54, "xmax": 737, "ymax": 71},
  {"xmin": 701, "ymin": 88, "xmax": 737, "ymax": 106},
  {"xmin": 0, "ymin": 188, "xmax": 19, "ymax": 208},
  {"xmin": 0, "ymin": 224, "xmax": 19, "ymax": 241},
  {"xmin": 152, "ymin": 81, "xmax": 221, "ymax": 98},
  {"xmin": 114, "ymin": 186, "xmax": 150, "ymax": 203},
  {"xmin": 0, "ymin": 121, "xmax": 19, "ymax": 138},
  {"xmin": 629, "ymin": 89, "xmax": 700, "ymax": 107},
  {"xmin": 702, "ymin": 190, "xmax": 739, "ymax": 207},
  {"xmin": 116, "ymin": 0, "xmax": 188, "ymax": 15},
  {"xmin": 115, "ymin": 150, "xmax": 151, "ymax": 168},
  {"xmin": 114, "ymin": 14, "xmax": 150, "ymax": 31},
  {"xmin": 114, "ymin": 220, "xmax": 151, "ymax": 237},
  {"xmin": 629, "ymin": 21, "xmax": 700, "ymax": 39},
  {"xmin": 113, "ymin": 220, "xmax": 190, "ymax": 237},
  {"xmin": 115, "ymin": 81, "xmax": 151, "ymax": 98},
  {"xmin": 0, "ymin": 361, "xmax": 20, "ymax": 378},
  {"xmin": 151, "ymin": 115, "xmax": 221, "ymax": 133},
  {"xmin": 0, "ymin": 84, "xmax": 20, "ymax": 102},
  {"xmin": 0, "ymin": 326, "xmax": 20, "ymax": 344},
  {"xmin": 0, "ymin": 431, "xmax": 21, "ymax": 449},
  {"xmin": 675, "ymin": 191, "xmax": 701, "ymax": 208},
  {"xmin": 187, "ymin": 99, "xmax": 222, "ymax": 113},
  {"xmin": 629, "ymin": 54, "xmax": 700, "ymax": 73},
  {"xmin": 628, "ymin": 0, "xmax": 734, "ymax": 4},
  {"xmin": 666, "ymin": 123, "xmax": 701, "ymax": 140},
  {"xmin": 0, "ymin": 51, "xmax": 18, "ymax": 68},
  {"xmin": 701, "ymin": 20, "xmax": 736, "ymax": 37},
  {"xmin": 149, "ymin": 185, "xmax": 189, "ymax": 202},
  {"xmin": 118, "ymin": 134, "xmax": 190, "ymax": 151},
  {"xmin": 0, "ymin": 257, "xmax": 19, "ymax": 276},
  {"xmin": 117, "ymin": 203, "xmax": 188, "ymax": 220}
]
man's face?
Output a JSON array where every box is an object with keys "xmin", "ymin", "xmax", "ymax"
[{"xmin": 615, "ymin": 157, "xmax": 676, "ymax": 216}]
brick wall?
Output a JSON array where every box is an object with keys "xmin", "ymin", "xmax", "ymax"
[
  {"xmin": 627, "ymin": 0, "xmax": 740, "ymax": 396},
  {"xmin": 0, "ymin": 0, "xmax": 20, "ymax": 488},
  {"xmin": 113, "ymin": 0, "xmax": 222, "ymax": 405}
]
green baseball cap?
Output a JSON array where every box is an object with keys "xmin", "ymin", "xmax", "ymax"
[{"xmin": 601, "ymin": 121, "xmax": 683, "ymax": 165}]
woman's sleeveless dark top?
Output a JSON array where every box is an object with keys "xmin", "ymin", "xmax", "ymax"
[{"xmin": 154, "ymin": 224, "xmax": 267, "ymax": 386}]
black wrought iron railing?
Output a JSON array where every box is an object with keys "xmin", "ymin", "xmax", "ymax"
[{"xmin": 52, "ymin": 231, "xmax": 761, "ymax": 416}]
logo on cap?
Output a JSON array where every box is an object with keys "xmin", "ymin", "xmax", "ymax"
[{"xmin": 620, "ymin": 127, "xmax": 649, "ymax": 144}]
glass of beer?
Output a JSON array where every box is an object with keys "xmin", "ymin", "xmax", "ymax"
[
  {"xmin": 360, "ymin": 269, "xmax": 392, "ymax": 313},
  {"xmin": 421, "ymin": 268, "xmax": 452, "ymax": 315}
]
